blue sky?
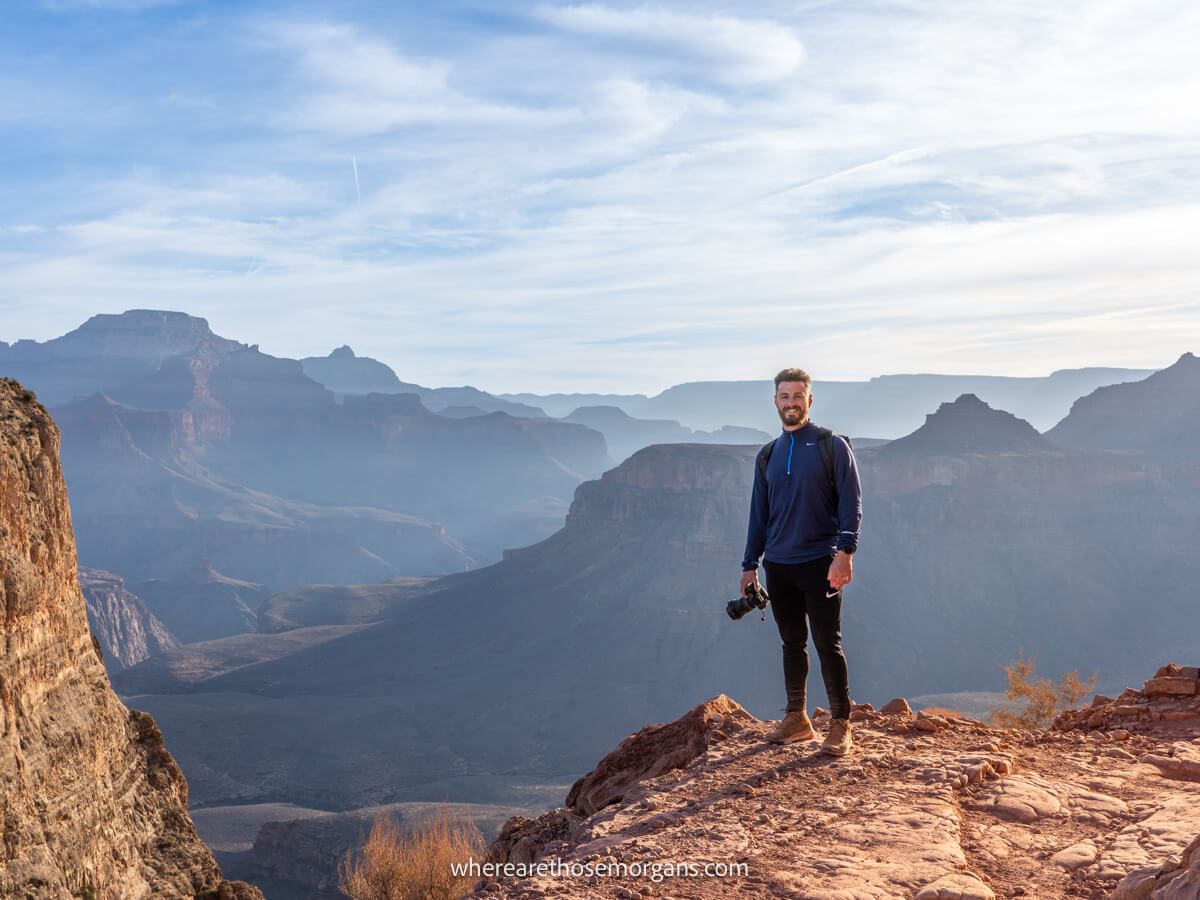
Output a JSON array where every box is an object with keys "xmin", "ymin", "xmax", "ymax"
[{"xmin": 2, "ymin": 0, "xmax": 1199, "ymax": 392}]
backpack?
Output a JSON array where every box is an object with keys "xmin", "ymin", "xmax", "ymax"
[{"xmin": 755, "ymin": 428, "xmax": 851, "ymax": 492}]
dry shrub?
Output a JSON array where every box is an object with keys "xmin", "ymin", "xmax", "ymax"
[
  {"xmin": 339, "ymin": 811, "xmax": 484, "ymax": 900},
  {"xmin": 989, "ymin": 650, "xmax": 1097, "ymax": 730}
]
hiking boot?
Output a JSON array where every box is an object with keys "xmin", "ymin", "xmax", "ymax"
[
  {"xmin": 766, "ymin": 711, "xmax": 815, "ymax": 744},
  {"xmin": 821, "ymin": 718, "xmax": 853, "ymax": 756}
]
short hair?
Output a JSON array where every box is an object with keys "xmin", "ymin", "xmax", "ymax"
[{"xmin": 773, "ymin": 368, "xmax": 812, "ymax": 391}]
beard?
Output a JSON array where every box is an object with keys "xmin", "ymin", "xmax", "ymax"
[{"xmin": 777, "ymin": 407, "xmax": 806, "ymax": 426}]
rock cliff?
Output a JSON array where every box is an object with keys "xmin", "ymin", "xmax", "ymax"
[
  {"xmin": 477, "ymin": 666, "xmax": 1200, "ymax": 898},
  {"xmin": 79, "ymin": 566, "xmax": 179, "ymax": 672},
  {"xmin": 0, "ymin": 378, "xmax": 260, "ymax": 899}
]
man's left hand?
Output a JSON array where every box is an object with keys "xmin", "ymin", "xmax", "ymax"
[{"xmin": 828, "ymin": 551, "xmax": 853, "ymax": 591}]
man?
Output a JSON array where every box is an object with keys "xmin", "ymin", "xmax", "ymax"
[{"xmin": 740, "ymin": 368, "xmax": 862, "ymax": 755}]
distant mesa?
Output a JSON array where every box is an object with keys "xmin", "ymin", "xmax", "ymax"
[
  {"xmin": 879, "ymin": 393, "xmax": 1050, "ymax": 455},
  {"xmin": 1046, "ymin": 352, "xmax": 1200, "ymax": 454},
  {"xmin": 54, "ymin": 309, "xmax": 241, "ymax": 361},
  {"xmin": 300, "ymin": 346, "xmax": 549, "ymax": 420},
  {"xmin": 0, "ymin": 308, "xmax": 247, "ymax": 407},
  {"xmin": 301, "ymin": 345, "xmax": 407, "ymax": 396},
  {"xmin": 0, "ymin": 308, "xmax": 244, "ymax": 365}
]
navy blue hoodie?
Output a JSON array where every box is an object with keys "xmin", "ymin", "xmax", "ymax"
[{"xmin": 741, "ymin": 422, "xmax": 862, "ymax": 571}]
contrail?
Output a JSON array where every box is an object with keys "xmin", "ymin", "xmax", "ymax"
[{"xmin": 352, "ymin": 156, "xmax": 361, "ymax": 203}]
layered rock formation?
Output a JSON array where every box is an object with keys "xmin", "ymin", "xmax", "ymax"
[
  {"xmin": 5, "ymin": 311, "xmax": 611, "ymax": 586},
  {"xmin": 476, "ymin": 670, "xmax": 1200, "ymax": 898},
  {"xmin": 79, "ymin": 566, "xmax": 179, "ymax": 672},
  {"xmin": 0, "ymin": 378, "xmax": 260, "ymax": 898},
  {"xmin": 0, "ymin": 310, "xmax": 245, "ymax": 408},
  {"xmin": 1047, "ymin": 352, "xmax": 1200, "ymax": 454}
]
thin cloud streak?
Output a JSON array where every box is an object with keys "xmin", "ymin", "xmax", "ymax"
[{"xmin": 535, "ymin": 4, "xmax": 806, "ymax": 84}]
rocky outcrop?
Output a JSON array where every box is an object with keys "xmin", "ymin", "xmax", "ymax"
[
  {"xmin": 79, "ymin": 566, "xmax": 179, "ymax": 671},
  {"xmin": 477, "ymin": 669, "xmax": 1200, "ymax": 899},
  {"xmin": 565, "ymin": 695, "xmax": 758, "ymax": 816},
  {"xmin": 0, "ymin": 378, "xmax": 260, "ymax": 898}
]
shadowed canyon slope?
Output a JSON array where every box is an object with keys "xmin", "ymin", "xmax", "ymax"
[
  {"xmin": 0, "ymin": 378, "xmax": 260, "ymax": 898},
  {"xmin": 120, "ymin": 386, "xmax": 1200, "ymax": 820}
]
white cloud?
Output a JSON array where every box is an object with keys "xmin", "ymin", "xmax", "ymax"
[
  {"xmin": 5, "ymin": 2, "xmax": 1200, "ymax": 391},
  {"xmin": 536, "ymin": 4, "xmax": 806, "ymax": 84},
  {"xmin": 260, "ymin": 21, "xmax": 560, "ymax": 135}
]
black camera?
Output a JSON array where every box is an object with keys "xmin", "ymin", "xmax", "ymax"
[{"xmin": 726, "ymin": 582, "xmax": 770, "ymax": 620}]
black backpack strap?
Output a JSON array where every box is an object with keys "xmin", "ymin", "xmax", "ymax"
[
  {"xmin": 816, "ymin": 428, "xmax": 836, "ymax": 488},
  {"xmin": 755, "ymin": 440, "xmax": 774, "ymax": 480}
]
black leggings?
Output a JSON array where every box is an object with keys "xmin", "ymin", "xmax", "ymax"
[{"xmin": 763, "ymin": 557, "xmax": 851, "ymax": 720}]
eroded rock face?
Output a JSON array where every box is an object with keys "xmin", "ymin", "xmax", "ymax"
[
  {"xmin": 79, "ymin": 566, "xmax": 179, "ymax": 672},
  {"xmin": 0, "ymin": 379, "xmax": 261, "ymax": 899}
]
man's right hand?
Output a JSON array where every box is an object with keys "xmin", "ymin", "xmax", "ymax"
[{"xmin": 740, "ymin": 570, "xmax": 760, "ymax": 596}]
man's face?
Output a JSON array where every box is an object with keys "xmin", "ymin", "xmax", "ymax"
[{"xmin": 774, "ymin": 381, "xmax": 812, "ymax": 430}]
